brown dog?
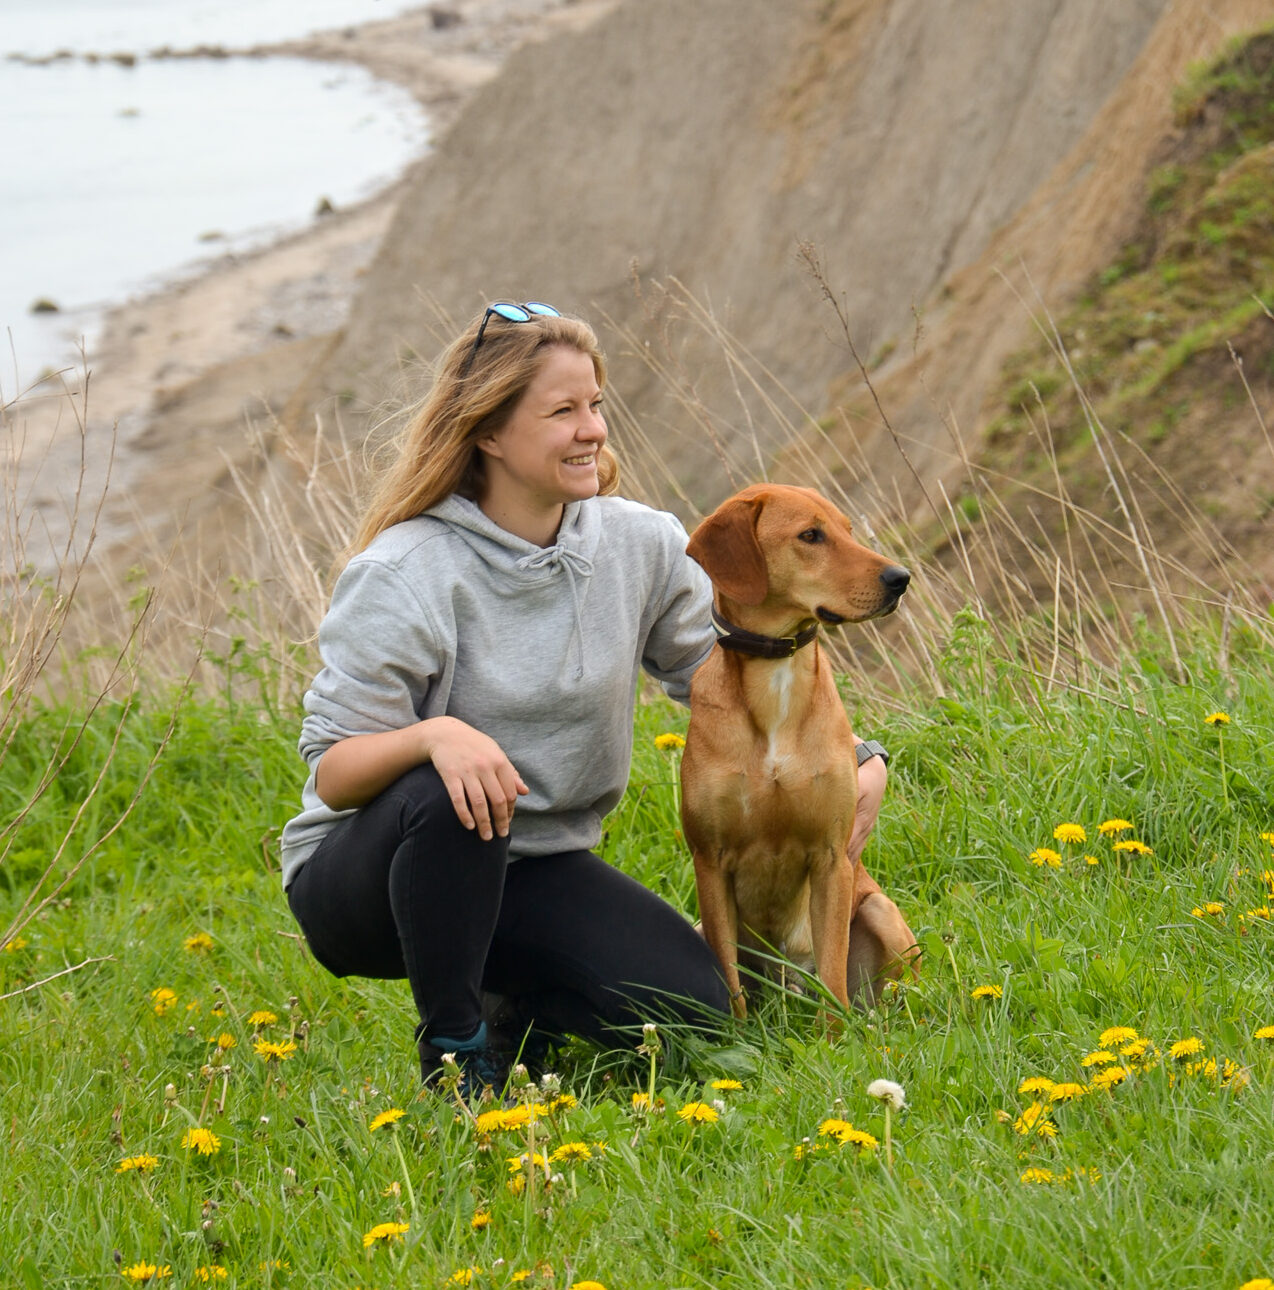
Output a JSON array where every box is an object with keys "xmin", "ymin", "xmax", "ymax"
[{"xmin": 681, "ymin": 484, "xmax": 919, "ymax": 1018}]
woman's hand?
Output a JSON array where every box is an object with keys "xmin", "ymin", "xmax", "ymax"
[
  {"xmin": 314, "ymin": 717, "xmax": 528, "ymax": 840},
  {"xmin": 420, "ymin": 716, "xmax": 529, "ymax": 841}
]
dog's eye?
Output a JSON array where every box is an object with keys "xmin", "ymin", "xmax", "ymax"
[{"xmin": 797, "ymin": 528, "xmax": 825, "ymax": 544}]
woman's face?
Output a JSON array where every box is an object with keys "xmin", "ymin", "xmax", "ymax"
[{"xmin": 477, "ymin": 345, "xmax": 607, "ymax": 539}]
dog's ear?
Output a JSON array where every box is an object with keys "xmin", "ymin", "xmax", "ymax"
[{"xmin": 687, "ymin": 495, "xmax": 768, "ymax": 605}]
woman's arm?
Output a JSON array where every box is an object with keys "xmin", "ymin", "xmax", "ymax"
[{"xmin": 315, "ymin": 716, "xmax": 529, "ymax": 841}]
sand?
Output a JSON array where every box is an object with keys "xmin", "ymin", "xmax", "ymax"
[{"xmin": 5, "ymin": 0, "xmax": 613, "ymax": 572}]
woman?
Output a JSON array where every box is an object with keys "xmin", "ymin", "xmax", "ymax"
[{"xmin": 280, "ymin": 301, "xmax": 888, "ymax": 1092}]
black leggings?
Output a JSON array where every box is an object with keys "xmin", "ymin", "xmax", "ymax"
[{"xmin": 286, "ymin": 764, "xmax": 730, "ymax": 1047}]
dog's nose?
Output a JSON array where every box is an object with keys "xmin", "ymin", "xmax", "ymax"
[{"xmin": 879, "ymin": 565, "xmax": 911, "ymax": 595}]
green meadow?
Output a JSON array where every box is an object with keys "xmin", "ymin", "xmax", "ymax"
[{"xmin": 3, "ymin": 590, "xmax": 1273, "ymax": 1287}]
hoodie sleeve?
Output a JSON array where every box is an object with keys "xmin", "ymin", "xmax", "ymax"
[
  {"xmin": 298, "ymin": 556, "xmax": 444, "ymax": 766},
  {"xmin": 640, "ymin": 511, "xmax": 715, "ymax": 706}
]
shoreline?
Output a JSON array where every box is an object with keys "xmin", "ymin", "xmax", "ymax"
[{"xmin": 8, "ymin": 0, "xmax": 614, "ymax": 569}]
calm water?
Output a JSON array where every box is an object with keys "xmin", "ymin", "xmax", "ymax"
[{"xmin": 0, "ymin": 1, "xmax": 429, "ymax": 383}]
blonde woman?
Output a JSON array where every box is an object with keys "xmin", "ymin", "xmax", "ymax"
[{"xmin": 280, "ymin": 302, "xmax": 889, "ymax": 1093}]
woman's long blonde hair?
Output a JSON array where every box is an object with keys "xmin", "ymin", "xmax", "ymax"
[{"xmin": 348, "ymin": 307, "xmax": 620, "ymax": 558}]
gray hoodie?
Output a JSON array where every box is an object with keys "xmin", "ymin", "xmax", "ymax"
[{"xmin": 279, "ymin": 493, "xmax": 714, "ymax": 889}]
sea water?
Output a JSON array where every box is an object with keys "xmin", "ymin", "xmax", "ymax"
[{"xmin": 0, "ymin": 1, "xmax": 430, "ymax": 384}]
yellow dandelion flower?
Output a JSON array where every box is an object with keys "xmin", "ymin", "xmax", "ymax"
[
  {"xmin": 497, "ymin": 1103, "xmax": 544, "ymax": 1129},
  {"xmin": 1254, "ymin": 1026, "xmax": 1274, "ymax": 1040},
  {"xmin": 474, "ymin": 1108, "xmax": 509, "ymax": 1134},
  {"xmin": 1017, "ymin": 1076, "xmax": 1056, "ymax": 1096},
  {"xmin": 1081, "ymin": 1050, "xmax": 1116, "ymax": 1067},
  {"xmin": 192, "ymin": 1269, "xmax": 228, "ymax": 1283},
  {"xmin": 631, "ymin": 1092, "xmax": 664, "ymax": 1111},
  {"xmin": 506, "ymin": 1151, "xmax": 548, "ymax": 1174},
  {"xmin": 1169, "ymin": 1037, "xmax": 1204, "ymax": 1060},
  {"xmin": 121, "ymin": 1263, "xmax": 172, "ymax": 1282},
  {"xmin": 817, "ymin": 1118, "xmax": 877, "ymax": 1149},
  {"xmin": 510, "ymin": 1272, "xmax": 532, "ymax": 1283},
  {"xmin": 115, "ymin": 1154, "xmax": 160, "ymax": 1174},
  {"xmin": 569, "ymin": 1282, "xmax": 609, "ymax": 1290},
  {"xmin": 1047, "ymin": 1082, "xmax": 1086, "ymax": 1103},
  {"xmin": 211, "ymin": 1033, "xmax": 236, "ymax": 1050},
  {"xmin": 2, "ymin": 936, "xmax": 29, "ymax": 952},
  {"xmin": 676, "ymin": 1101, "xmax": 720, "ymax": 1125},
  {"xmin": 840, "ymin": 1126, "xmax": 879, "ymax": 1151},
  {"xmin": 506, "ymin": 1173, "xmax": 526, "ymax": 1195},
  {"xmin": 181, "ymin": 1127, "xmax": 220, "ymax": 1156},
  {"xmin": 1013, "ymin": 1103, "xmax": 1057, "ymax": 1137},
  {"xmin": 1239, "ymin": 1280, "xmax": 1274, "ymax": 1290},
  {"xmin": 369, "ymin": 1108, "xmax": 406, "ymax": 1132},
  {"xmin": 247, "ymin": 1010, "xmax": 278, "ymax": 1027},
  {"xmin": 550, "ymin": 1141, "xmax": 592, "ymax": 1163},
  {"xmin": 183, "ymin": 932, "xmax": 214, "ymax": 953},
  {"xmin": 971, "ymin": 984, "xmax": 1002, "ymax": 1000},
  {"xmin": 1098, "ymin": 1026, "xmax": 1139, "ymax": 1046},
  {"xmin": 471, "ymin": 1210, "xmax": 491, "ymax": 1230},
  {"xmin": 1053, "ymin": 823, "xmax": 1087, "ymax": 844},
  {"xmin": 1084, "ymin": 854, "xmax": 1100, "ymax": 866},
  {"xmin": 1204, "ymin": 711, "xmax": 1231, "ymax": 725},
  {"xmin": 150, "ymin": 987, "xmax": 178, "ymax": 1015},
  {"xmin": 1192, "ymin": 903, "xmax": 1225, "ymax": 917},
  {"xmin": 1098, "ymin": 819, "xmax": 1134, "ymax": 836},
  {"xmin": 446, "ymin": 1269, "xmax": 482, "ymax": 1287},
  {"xmin": 654, "ymin": 732, "xmax": 686, "ymax": 750},
  {"xmin": 1242, "ymin": 907, "xmax": 1271, "ymax": 921},
  {"xmin": 709, "ymin": 1078, "xmax": 743, "ymax": 1091},
  {"xmin": 1020, "ymin": 1167, "xmax": 1054, "ymax": 1185},
  {"xmin": 253, "ymin": 1038, "xmax": 298, "ymax": 1062},
  {"xmin": 1120, "ymin": 1036, "xmax": 1153, "ymax": 1060},
  {"xmin": 1112, "ymin": 839, "xmax": 1152, "ymax": 855},
  {"xmin": 1185, "ymin": 1058, "xmax": 1219, "ymax": 1080},
  {"xmin": 1028, "ymin": 847, "xmax": 1062, "ymax": 868},
  {"xmin": 1090, "ymin": 1066, "xmax": 1128, "ymax": 1091},
  {"xmin": 362, "ymin": 1221, "xmax": 409, "ymax": 1248}
]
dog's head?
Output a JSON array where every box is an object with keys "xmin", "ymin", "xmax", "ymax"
[{"xmin": 686, "ymin": 484, "xmax": 910, "ymax": 625}]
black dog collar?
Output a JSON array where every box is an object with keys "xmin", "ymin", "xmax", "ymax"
[{"xmin": 711, "ymin": 607, "xmax": 819, "ymax": 660}]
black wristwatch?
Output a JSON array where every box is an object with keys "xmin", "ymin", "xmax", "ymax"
[{"xmin": 855, "ymin": 739, "xmax": 890, "ymax": 768}]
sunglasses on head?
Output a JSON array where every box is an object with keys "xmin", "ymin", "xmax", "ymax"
[{"xmin": 461, "ymin": 300, "xmax": 561, "ymax": 375}]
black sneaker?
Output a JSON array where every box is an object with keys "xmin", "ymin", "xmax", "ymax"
[
  {"xmin": 481, "ymin": 992, "xmax": 555, "ymax": 1078},
  {"xmin": 417, "ymin": 1020, "xmax": 509, "ymax": 1097}
]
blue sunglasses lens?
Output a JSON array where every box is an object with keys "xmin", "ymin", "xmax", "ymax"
[
  {"xmin": 523, "ymin": 302, "xmax": 561, "ymax": 318},
  {"xmin": 490, "ymin": 302, "xmax": 532, "ymax": 322}
]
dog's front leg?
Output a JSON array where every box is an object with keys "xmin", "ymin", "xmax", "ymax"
[
  {"xmin": 809, "ymin": 854, "xmax": 854, "ymax": 1022},
  {"xmin": 693, "ymin": 854, "xmax": 747, "ymax": 1018}
]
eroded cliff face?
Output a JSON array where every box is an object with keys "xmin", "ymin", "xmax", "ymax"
[{"xmin": 309, "ymin": 0, "xmax": 1172, "ymax": 510}]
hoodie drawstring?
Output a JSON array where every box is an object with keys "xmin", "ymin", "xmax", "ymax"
[{"xmin": 515, "ymin": 546, "xmax": 595, "ymax": 678}]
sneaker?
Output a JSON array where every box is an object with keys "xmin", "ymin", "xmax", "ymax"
[
  {"xmin": 417, "ymin": 1020, "xmax": 509, "ymax": 1097},
  {"xmin": 481, "ymin": 992, "xmax": 555, "ymax": 1078}
]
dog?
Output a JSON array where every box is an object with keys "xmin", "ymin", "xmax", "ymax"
[{"xmin": 680, "ymin": 483, "xmax": 919, "ymax": 1018}]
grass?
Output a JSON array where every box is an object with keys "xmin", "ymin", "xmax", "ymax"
[{"xmin": 3, "ymin": 621, "xmax": 1273, "ymax": 1288}]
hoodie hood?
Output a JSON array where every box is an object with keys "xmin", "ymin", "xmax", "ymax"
[
  {"xmin": 425, "ymin": 494, "xmax": 601, "ymax": 677},
  {"xmin": 424, "ymin": 495, "xmax": 603, "ymax": 575}
]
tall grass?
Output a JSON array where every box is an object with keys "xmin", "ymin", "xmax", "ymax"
[{"xmin": 3, "ymin": 290, "xmax": 1273, "ymax": 1287}]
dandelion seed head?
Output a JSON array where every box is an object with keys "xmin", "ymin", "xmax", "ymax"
[{"xmin": 866, "ymin": 1079, "xmax": 907, "ymax": 1109}]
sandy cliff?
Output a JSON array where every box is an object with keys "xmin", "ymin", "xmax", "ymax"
[{"xmin": 308, "ymin": 0, "xmax": 1177, "ymax": 515}]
